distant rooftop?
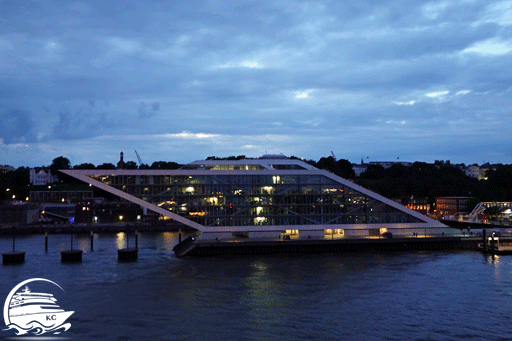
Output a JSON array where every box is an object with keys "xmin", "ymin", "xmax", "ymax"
[
  {"xmin": 258, "ymin": 154, "xmax": 289, "ymax": 159},
  {"xmin": 181, "ymin": 154, "xmax": 317, "ymax": 171}
]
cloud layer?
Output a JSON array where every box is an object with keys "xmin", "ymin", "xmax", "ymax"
[{"xmin": 1, "ymin": 1, "xmax": 512, "ymax": 167}]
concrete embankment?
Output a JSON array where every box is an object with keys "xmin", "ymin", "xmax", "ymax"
[{"xmin": 175, "ymin": 236, "xmax": 485, "ymax": 257}]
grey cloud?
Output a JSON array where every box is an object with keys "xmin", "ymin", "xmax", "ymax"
[
  {"xmin": 53, "ymin": 108, "xmax": 116, "ymax": 140},
  {"xmin": 137, "ymin": 102, "xmax": 160, "ymax": 119},
  {"xmin": 1, "ymin": 0, "xmax": 512, "ymax": 167},
  {"xmin": 0, "ymin": 109, "xmax": 35, "ymax": 144}
]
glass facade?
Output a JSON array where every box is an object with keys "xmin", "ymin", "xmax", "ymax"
[{"xmin": 89, "ymin": 173, "xmax": 424, "ymax": 228}]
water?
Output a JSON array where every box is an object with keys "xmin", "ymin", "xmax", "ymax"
[{"xmin": 1, "ymin": 233, "xmax": 512, "ymax": 340}]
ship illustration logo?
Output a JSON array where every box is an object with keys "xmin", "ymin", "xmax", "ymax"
[{"xmin": 3, "ymin": 278, "xmax": 74, "ymax": 336}]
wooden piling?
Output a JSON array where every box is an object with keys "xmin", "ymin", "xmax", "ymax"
[
  {"xmin": 118, "ymin": 248, "xmax": 138, "ymax": 261},
  {"xmin": 2, "ymin": 251, "xmax": 25, "ymax": 265},
  {"xmin": 61, "ymin": 250, "xmax": 83, "ymax": 263},
  {"xmin": 3, "ymin": 233, "xmax": 25, "ymax": 264}
]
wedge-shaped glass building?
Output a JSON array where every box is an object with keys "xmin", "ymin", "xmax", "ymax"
[{"xmin": 62, "ymin": 155, "xmax": 446, "ymax": 240}]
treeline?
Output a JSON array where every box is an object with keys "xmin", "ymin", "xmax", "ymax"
[
  {"xmin": 292, "ymin": 156, "xmax": 512, "ymax": 205},
  {"xmin": 355, "ymin": 162, "xmax": 512, "ymax": 205},
  {"xmin": 0, "ymin": 167, "xmax": 30, "ymax": 201},
  {"xmin": 51, "ymin": 156, "xmax": 181, "ymax": 171},
  {"xmin": 3, "ymin": 155, "xmax": 512, "ymax": 207}
]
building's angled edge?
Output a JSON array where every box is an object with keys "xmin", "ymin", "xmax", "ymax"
[
  {"xmin": 60, "ymin": 169, "xmax": 205, "ymax": 231},
  {"xmin": 320, "ymin": 171, "xmax": 446, "ymax": 228}
]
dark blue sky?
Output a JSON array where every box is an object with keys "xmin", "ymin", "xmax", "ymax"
[{"xmin": 2, "ymin": 1, "xmax": 512, "ymax": 167}]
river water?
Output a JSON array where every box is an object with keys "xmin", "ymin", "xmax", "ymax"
[{"xmin": 1, "ymin": 232, "xmax": 512, "ymax": 340}]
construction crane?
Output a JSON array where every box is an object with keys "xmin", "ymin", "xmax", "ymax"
[{"xmin": 135, "ymin": 150, "xmax": 142, "ymax": 166}]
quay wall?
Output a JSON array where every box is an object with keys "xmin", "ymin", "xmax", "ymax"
[{"xmin": 183, "ymin": 237, "xmax": 483, "ymax": 257}]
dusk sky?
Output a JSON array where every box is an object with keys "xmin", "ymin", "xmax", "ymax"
[{"xmin": 2, "ymin": 1, "xmax": 512, "ymax": 168}]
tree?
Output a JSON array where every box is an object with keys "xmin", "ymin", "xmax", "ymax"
[
  {"xmin": 50, "ymin": 156, "xmax": 71, "ymax": 175},
  {"xmin": 0, "ymin": 167, "xmax": 29, "ymax": 201},
  {"xmin": 49, "ymin": 156, "xmax": 72, "ymax": 184},
  {"xmin": 360, "ymin": 165, "xmax": 385, "ymax": 180},
  {"xmin": 125, "ymin": 161, "xmax": 138, "ymax": 169},
  {"xmin": 74, "ymin": 163, "xmax": 96, "ymax": 169},
  {"xmin": 150, "ymin": 161, "xmax": 181, "ymax": 169},
  {"xmin": 336, "ymin": 159, "xmax": 355, "ymax": 179},
  {"xmin": 97, "ymin": 163, "xmax": 116, "ymax": 170},
  {"xmin": 316, "ymin": 156, "xmax": 336, "ymax": 173}
]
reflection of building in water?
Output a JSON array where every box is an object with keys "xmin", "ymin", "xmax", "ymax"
[{"xmin": 62, "ymin": 154, "xmax": 446, "ymax": 240}]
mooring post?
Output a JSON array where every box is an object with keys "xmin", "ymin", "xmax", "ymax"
[
  {"xmin": 12, "ymin": 234, "xmax": 15, "ymax": 252},
  {"xmin": 45, "ymin": 231, "xmax": 48, "ymax": 252},
  {"xmin": 90, "ymin": 231, "xmax": 94, "ymax": 251},
  {"xmin": 483, "ymin": 229, "xmax": 487, "ymax": 251},
  {"xmin": 179, "ymin": 229, "xmax": 182, "ymax": 243},
  {"xmin": 135, "ymin": 230, "xmax": 138, "ymax": 250}
]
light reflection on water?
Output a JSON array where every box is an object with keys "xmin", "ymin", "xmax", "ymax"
[{"xmin": 1, "ymin": 234, "xmax": 512, "ymax": 340}]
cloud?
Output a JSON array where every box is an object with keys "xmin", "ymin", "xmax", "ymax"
[
  {"xmin": 294, "ymin": 89, "xmax": 314, "ymax": 99},
  {"xmin": 2, "ymin": 0, "xmax": 512, "ymax": 167},
  {"xmin": 393, "ymin": 100, "xmax": 416, "ymax": 106},
  {"xmin": 52, "ymin": 108, "xmax": 117, "ymax": 141},
  {"xmin": 385, "ymin": 120, "xmax": 407, "ymax": 125},
  {"xmin": 421, "ymin": 1, "xmax": 450, "ymax": 20},
  {"xmin": 462, "ymin": 38, "xmax": 512, "ymax": 56},
  {"xmin": 168, "ymin": 131, "xmax": 220, "ymax": 139},
  {"xmin": 456, "ymin": 90, "xmax": 471, "ymax": 95},
  {"xmin": 0, "ymin": 109, "xmax": 35, "ymax": 144},
  {"xmin": 137, "ymin": 102, "xmax": 160, "ymax": 119},
  {"xmin": 213, "ymin": 59, "xmax": 265, "ymax": 69},
  {"xmin": 481, "ymin": 1, "xmax": 512, "ymax": 26},
  {"xmin": 24, "ymin": 39, "xmax": 65, "ymax": 64},
  {"xmin": 106, "ymin": 37, "xmax": 141, "ymax": 54}
]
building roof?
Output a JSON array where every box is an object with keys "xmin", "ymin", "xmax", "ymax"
[{"xmin": 182, "ymin": 155, "xmax": 317, "ymax": 170}]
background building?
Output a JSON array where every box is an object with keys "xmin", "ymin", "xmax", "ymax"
[
  {"xmin": 29, "ymin": 190, "xmax": 93, "ymax": 204},
  {"xmin": 435, "ymin": 197, "xmax": 472, "ymax": 218},
  {"xmin": 29, "ymin": 167, "xmax": 58, "ymax": 185}
]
